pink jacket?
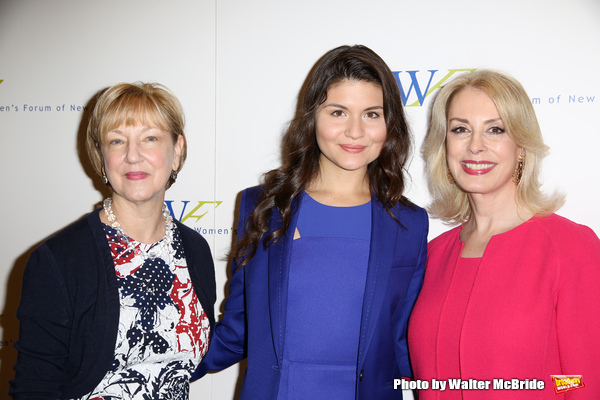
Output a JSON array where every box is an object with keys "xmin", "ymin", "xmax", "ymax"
[{"xmin": 409, "ymin": 214, "xmax": 600, "ymax": 399}]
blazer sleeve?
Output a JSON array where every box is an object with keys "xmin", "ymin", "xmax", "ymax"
[
  {"xmin": 192, "ymin": 189, "xmax": 252, "ymax": 379},
  {"xmin": 555, "ymin": 224, "xmax": 600, "ymax": 398},
  {"xmin": 9, "ymin": 244, "xmax": 73, "ymax": 399},
  {"xmin": 395, "ymin": 207, "xmax": 428, "ymax": 379}
]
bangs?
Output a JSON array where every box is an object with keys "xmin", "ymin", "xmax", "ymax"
[{"xmin": 99, "ymin": 95, "xmax": 168, "ymax": 141}]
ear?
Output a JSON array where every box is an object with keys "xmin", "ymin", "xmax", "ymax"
[{"xmin": 172, "ymin": 134, "xmax": 185, "ymax": 171}]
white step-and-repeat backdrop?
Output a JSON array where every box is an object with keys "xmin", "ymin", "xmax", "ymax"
[{"xmin": 1, "ymin": 0, "xmax": 598, "ymax": 398}]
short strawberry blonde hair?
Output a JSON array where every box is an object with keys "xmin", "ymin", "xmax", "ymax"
[{"xmin": 86, "ymin": 82, "xmax": 187, "ymax": 189}]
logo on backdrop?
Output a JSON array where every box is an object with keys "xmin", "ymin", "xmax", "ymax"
[
  {"xmin": 0, "ymin": 80, "xmax": 88, "ymax": 112},
  {"xmin": 394, "ymin": 68, "xmax": 476, "ymax": 107},
  {"xmin": 0, "ymin": 73, "xmax": 596, "ymax": 113},
  {"xmin": 165, "ymin": 200, "xmax": 233, "ymax": 236},
  {"xmin": 393, "ymin": 69, "xmax": 596, "ymax": 107}
]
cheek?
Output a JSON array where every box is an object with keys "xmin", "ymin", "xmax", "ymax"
[
  {"xmin": 445, "ymin": 138, "xmax": 461, "ymax": 162},
  {"xmin": 315, "ymin": 120, "xmax": 338, "ymax": 143},
  {"xmin": 367, "ymin": 122, "xmax": 387, "ymax": 150},
  {"xmin": 102, "ymin": 152, "xmax": 119, "ymax": 171},
  {"xmin": 373, "ymin": 125, "xmax": 387, "ymax": 143},
  {"xmin": 151, "ymin": 151, "xmax": 172, "ymax": 168}
]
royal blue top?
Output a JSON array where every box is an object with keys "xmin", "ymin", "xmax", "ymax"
[{"xmin": 277, "ymin": 193, "xmax": 371, "ymax": 399}]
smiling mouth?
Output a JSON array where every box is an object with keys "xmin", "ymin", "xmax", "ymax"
[
  {"xmin": 125, "ymin": 172, "xmax": 149, "ymax": 180},
  {"xmin": 340, "ymin": 144, "xmax": 366, "ymax": 153},
  {"xmin": 460, "ymin": 161, "xmax": 497, "ymax": 176},
  {"xmin": 461, "ymin": 162, "xmax": 496, "ymax": 170}
]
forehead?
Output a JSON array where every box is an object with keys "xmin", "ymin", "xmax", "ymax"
[
  {"xmin": 102, "ymin": 107, "xmax": 167, "ymax": 135},
  {"xmin": 448, "ymin": 87, "xmax": 498, "ymax": 117},
  {"xmin": 325, "ymin": 80, "xmax": 383, "ymax": 101}
]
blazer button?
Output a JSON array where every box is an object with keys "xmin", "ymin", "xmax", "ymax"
[{"xmin": 359, "ymin": 370, "xmax": 364, "ymax": 382}]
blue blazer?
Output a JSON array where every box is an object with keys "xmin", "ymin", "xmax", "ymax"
[{"xmin": 194, "ymin": 186, "xmax": 427, "ymax": 399}]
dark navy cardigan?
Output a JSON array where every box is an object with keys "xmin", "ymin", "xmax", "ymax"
[{"xmin": 9, "ymin": 209, "xmax": 216, "ymax": 399}]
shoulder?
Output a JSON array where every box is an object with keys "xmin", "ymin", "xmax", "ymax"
[
  {"xmin": 25, "ymin": 209, "xmax": 107, "ymax": 288},
  {"xmin": 241, "ymin": 185, "xmax": 264, "ymax": 207},
  {"xmin": 428, "ymin": 225, "xmax": 461, "ymax": 254},
  {"xmin": 388, "ymin": 200, "xmax": 429, "ymax": 231},
  {"xmin": 174, "ymin": 219, "xmax": 212, "ymax": 256},
  {"xmin": 41, "ymin": 209, "xmax": 103, "ymax": 257},
  {"xmin": 430, "ymin": 225, "xmax": 461, "ymax": 244},
  {"xmin": 530, "ymin": 213, "xmax": 599, "ymax": 249},
  {"xmin": 237, "ymin": 184, "xmax": 267, "ymax": 220},
  {"xmin": 175, "ymin": 219, "xmax": 207, "ymax": 243},
  {"xmin": 535, "ymin": 213, "xmax": 596, "ymax": 234}
]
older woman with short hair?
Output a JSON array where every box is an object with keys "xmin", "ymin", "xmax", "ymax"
[
  {"xmin": 10, "ymin": 82, "xmax": 215, "ymax": 399},
  {"xmin": 409, "ymin": 69, "xmax": 600, "ymax": 399}
]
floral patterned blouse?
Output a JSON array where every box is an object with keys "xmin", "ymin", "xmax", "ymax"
[{"xmin": 76, "ymin": 223, "xmax": 210, "ymax": 399}]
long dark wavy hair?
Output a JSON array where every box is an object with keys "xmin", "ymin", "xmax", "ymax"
[{"xmin": 236, "ymin": 44, "xmax": 413, "ymax": 267}]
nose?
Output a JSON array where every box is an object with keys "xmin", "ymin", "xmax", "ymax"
[
  {"xmin": 125, "ymin": 141, "xmax": 142, "ymax": 163},
  {"xmin": 467, "ymin": 131, "xmax": 486, "ymax": 154},
  {"xmin": 345, "ymin": 116, "xmax": 365, "ymax": 140}
]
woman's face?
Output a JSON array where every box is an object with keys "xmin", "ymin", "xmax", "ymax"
[
  {"xmin": 102, "ymin": 122, "xmax": 183, "ymax": 206},
  {"xmin": 446, "ymin": 87, "xmax": 521, "ymax": 199},
  {"xmin": 315, "ymin": 80, "xmax": 387, "ymax": 177}
]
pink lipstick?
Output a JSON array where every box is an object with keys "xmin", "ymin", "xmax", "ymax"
[
  {"xmin": 460, "ymin": 160, "xmax": 497, "ymax": 176},
  {"xmin": 125, "ymin": 171, "xmax": 149, "ymax": 180},
  {"xmin": 340, "ymin": 144, "xmax": 366, "ymax": 154}
]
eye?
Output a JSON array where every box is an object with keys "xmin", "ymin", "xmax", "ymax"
[
  {"xmin": 145, "ymin": 136, "xmax": 158, "ymax": 142},
  {"xmin": 109, "ymin": 138, "xmax": 123, "ymax": 145},
  {"xmin": 488, "ymin": 126, "xmax": 506, "ymax": 135},
  {"xmin": 450, "ymin": 126, "xmax": 469, "ymax": 134},
  {"xmin": 365, "ymin": 111, "xmax": 380, "ymax": 119},
  {"xmin": 331, "ymin": 110, "xmax": 346, "ymax": 117}
]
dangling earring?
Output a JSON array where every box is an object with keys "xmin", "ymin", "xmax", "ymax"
[
  {"xmin": 447, "ymin": 167, "xmax": 455, "ymax": 184},
  {"xmin": 101, "ymin": 166, "xmax": 109, "ymax": 185},
  {"xmin": 171, "ymin": 171, "xmax": 178, "ymax": 182},
  {"xmin": 513, "ymin": 151, "xmax": 524, "ymax": 185}
]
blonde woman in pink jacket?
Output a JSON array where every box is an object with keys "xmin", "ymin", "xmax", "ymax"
[{"xmin": 409, "ymin": 69, "xmax": 600, "ymax": 399}]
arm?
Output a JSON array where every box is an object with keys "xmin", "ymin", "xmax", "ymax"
[
  {"xmin": 9, "ymin": 245, "xmax": 72, "ymax": 399},
  {"xmin": 192, "ymin": 189, "xmax": 252, "ymax": 379},
  {"xmin": 395, "ymin": 208, "xmax": 428, "ymax": 379},
  {"xmin": 556, "ymin": 225, "xmax": 600, "ymax": 399}
]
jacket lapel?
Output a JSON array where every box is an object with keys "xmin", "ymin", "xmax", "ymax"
[
  {"xmin": 357, "ymin": 199, "xmax": 399, "ymax": 368},
  {"xmin": 267, "ymin": 193, "xmax": 303, "ymax": 369}
]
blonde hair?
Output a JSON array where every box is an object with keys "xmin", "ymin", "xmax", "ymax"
[
  {"xmin": 422, "ymin": 69, "xmax": 564, "ymax": 224},
  {"xmin": 85, "ymin": 82, "xmax": 187, "ymax": 189}
]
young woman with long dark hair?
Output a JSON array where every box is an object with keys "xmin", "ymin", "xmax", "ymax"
[{"xmin": 196, "ymin": 45, "xmax": 428, "ymax": 399}]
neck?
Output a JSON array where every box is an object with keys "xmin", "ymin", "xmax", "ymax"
[
  {"xmin": 306, "ymin": 160, "xmax": 371, "ymax": 206},
  {"xmin": 101, "ymin": 195, "xmax": 168, "ymax": 244},
  {"xmin": 464, "ymin": 189, "xmax": 532, "ymax": 238}
]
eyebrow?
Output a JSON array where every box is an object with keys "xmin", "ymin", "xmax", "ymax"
[
  {"xmin": 322, "ymin": 103, "xmax": 384, "ymax": 111},
  {"xmin": 448, "ymin": 117, "xmax": 502, "ymax": 124},
  {"xmin": 108, "ymin": 125, "xmax": 155, "ymax": 134}
]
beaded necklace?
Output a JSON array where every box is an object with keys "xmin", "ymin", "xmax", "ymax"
[{"xmin": 102, "ymin": 198, "xmax": 174, "ymax": 260}]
